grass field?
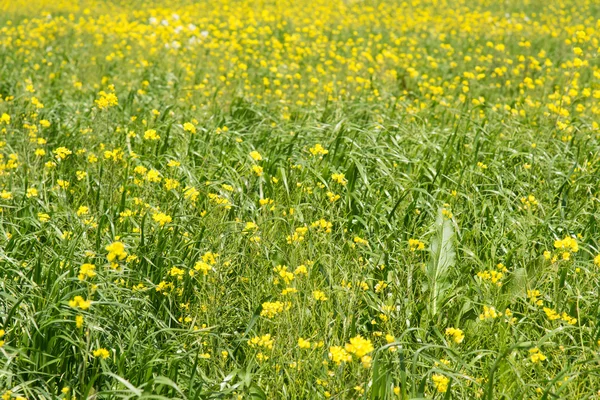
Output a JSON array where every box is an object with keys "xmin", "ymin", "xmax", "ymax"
[{"xmin": 2, "ymin": 0, "xmax": 600, "ymax": 398}]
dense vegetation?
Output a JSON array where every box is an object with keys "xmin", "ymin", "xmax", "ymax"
[{"xmin": 1, "ymin": 0, "xmax": 600, "ymax": 398}]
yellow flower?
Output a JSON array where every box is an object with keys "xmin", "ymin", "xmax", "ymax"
[
  {"xmin": 345, "ymin": 335, "xmax": 374, "ymax": 358},
  {"xmin": 69, "ymin": 296, "xmax": 91, "ymax": 310},
  {"xmin": 93, "ymin": 348, "xmax": 110, "ymax": 359},
  {"xmin": 529, "ymin": 347, "xmax": 547, "ymax": 363},
  {"xmin": 183, "ymin": 122, "xmax": 196, "ymax": 134},
  {"xmin": 554, "ymin": 236, "xmax": 578, "ymax": 253},
  {"xmin": 298, "ymin": 337, "xmax": 311, "ymax": 349},
  {"xmin": 250, "ymin": 151, "xmax": 262, "ymax": 161},
  {"xmin": 260, "ymin": 301, "xmax": 289, "ymax": 318},
  {"xmin": 408, "ymin": 238, "xmax": 425, "ymax": 251},
  {"xmin": 479, "ymin": 305, "xmax": 501, "ymax": 320},
  {"xmin": 78, "ymin": 263, "xmax": 96, "ymax": 280},
  {"xmin": 251, "ymin": 165, "xmax": 263, "ymax": 176},
  {"xmin": 26, "ymin": 188, "xmax": 38, "ymax": 198},
  {"xmin": 331, "ymin": 173, "xmax": 347, "ymax": 185},
  {"xmin": 106, "ymin": 241, "xmax": 127, "ymax": 262},
  {"xmin": 152, "ymin": 213, "xmax": 172, "ymax": 226},
  {"xmin": 353, "ymin": 236, "xmax": 368, "ymax": 246},
  {"xmin": 144, "ymin": 129, "xmax": 160, "ymax": 141},
  {"xmin": 432, "ymin": 374, "xmax": 450, "ymax": 393},
  {"xmin": 183, "ymin": 186, "xmax": 199, "ymax": 201},
  {"xmin": 76, "ymin": 206, "xmax": 89, "ymax": 216},
  {"xmin": 37, "ymin": 213, "xmax": 50, "ymax": 222},
  {"xmin": 309, "ymin": 143, "xmax": 328, "ymax": 156},
  {"xmin": 328, "ymin": 346, "xmax": 351, "ymax": 365},
  {"xmin": 53, "ymin": 147, "xmax": 72, "ymax": 160},
  {"xmin": 95, "ymin": 91, "xmax": 118, "ymax": 109},
  {"xmin": 313, "ymin": 290, "xmax": 328, "ymax": 301},
  {"xmin": 248, "ymin": 334, "xmax": 274, "ymax": 349},
  {"xmin": 445, "ymin": 327, "xmax": 465, "ymax": 344}
]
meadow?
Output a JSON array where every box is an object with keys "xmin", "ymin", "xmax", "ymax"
[{"xmin": 1, "ymin": 0, "xmax": 600, "ymax": 398}]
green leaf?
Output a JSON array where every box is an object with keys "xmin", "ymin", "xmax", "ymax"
[{"xmin": 426, "ymin": 209, "xmax": 456, "ymax": 318}]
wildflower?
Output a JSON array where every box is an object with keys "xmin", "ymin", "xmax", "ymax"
[
  {"xmin": 144, "ymin": 129, "xmax": 160, "ymax": 141},
  {"xmin": 248, "ymin": 334, "xmax": 274, "ymax": 349},
  {"xmin": 554, "ymin": 236, "xmax": 579, "ymax": 253},
  {"xmin": 0, "ymin": 329, "xmax": 4, "ymax": 347},
  {"xmin": 476, "ymin": 270, "xmax": 503, "ymax": 286},
  {"xmin": 479, "ymin": 305, "xmax": 501, "ymax": 320},
  {"xmin": 69, "ymin": 296, "xmax": 91, "ymax": 310},
  {"xmin": 543, "ymin": 307, "xmax": 560, "ymax": 320},
  {"xmin": 360, "ymin": 355, "xmax": 372, "ymax": 368},
  {"xmin": 53, "ymin": 147, "xmax": 72, "ymax": 160},
  {"xmin": 152, "ymin": 212, "xmax": 172, "ymax": 226},
  {"xmin": 331, "ymin": 173, "xmax": 347, "ymax": 185},
  {"xmin": 26, "ymin": 188, "xmax": 38, "ymax": 198},
  {"xmin": 38, "ymin": 213, "xmax": 50, "ymax": 222},
  {"xmin": 527, "ymin": 290, "xmax": 543, "ymax": 306},
  {"xmin": 529, "ymin": 347, "xmax": 547, "ymax": 363},
  {"xmin": 251, "ymin": 165, "xmax": 263, "ymax": 176},
  {"xmin": 193, "ymin": 261, "xmax": 212, "ymax": 275},
  {"xmin": 309, "ymin": 143, "xmax": 328, "ymax": 156},
  {"xmin": 353, "ymin": 236, "xmax": 368, "ymax": 246},
  {"xmin": 78, "ymin": 263, "xmax": 96, "ymax": 280},
  {"xmin": 298, "ymin": 338, "xmax": 311, "ymax": 349},
  {"xmin": 445, "ymin": 327, "xmax": 465, "ymax": 344},
  {"xmin": 93, "ymin": 348, "xmax": 110, "ymax": 359},
  {"xmin": 106, "ymin": 241, "xmax": 127, "ymax": 262},
  {"xmin": 243, "ymin": 222, "xmax": 258, "ymax": 232},
  {"xmin": 287, "ymin": 226, "xmax": 308, "ymax": 244},
  {"xmin": 76, "ymin": 206, "xmax": 89, "ymax": 216},
  {"xmin": 408, "ymin": 238, "xmax": 425, "ymax": 251},
  {"xmin": 168, "ymin": 266, "xmax": 185, "ymax": 279},
  {"xmin": 294, "ymin": 265, "xmax": 308, "ymax": 275},
  {"xmin": 432, "ymin": 374, "xmax": 450, "ymax": 393},
  {"xmin": 311, "ymin": 218, "xmax": 332, "ymax": 233},
  {"xmin": 183, "ymin": 186, "xmax": 199, "ymax": 201},
  {"xmin": 183, "ymin": 122, "xmax": 196, "ymax": 134},
  {"xmin": 345, "ymin": 335, "xmax": 374, "ymax": 358},
  {"xmin": 250, "ymin": 151, "xmax": 262, "ymax": 161},
  {"xmin": 327, "ymin": 192, "xmax": 340, "ymax": 202},
  {"xmin": 561, "ymin": 312, "xmax": 577, "ymax": 325},
  {"xmin": 313, "ymin": 290, "xmax": 328, "ymax": 301},
  {"xmin": 95, "ymin": 91, "xmax": 118, "ymax": 109},
  {"xmin": 75, "ymin": 315, "xmax": 84, "ymax": 328},
  {"xmin": 328, "ymin": 346, "xmax": 352, "ymax": 365},
  {"xmin": 260, "ymin": 301, "xmax": 289, "ymax": 318},
  {"xmin": 164, "ymin": 178, "xmax": 180, "ymax": 190},
  {"xmin": 274, "ymin": 265, "xmax": 294, "ymax": 284}
]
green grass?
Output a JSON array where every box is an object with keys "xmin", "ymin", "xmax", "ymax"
[{"xmin": 1, "ymin": 0, "xmax": 600, "ymax": 398}]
